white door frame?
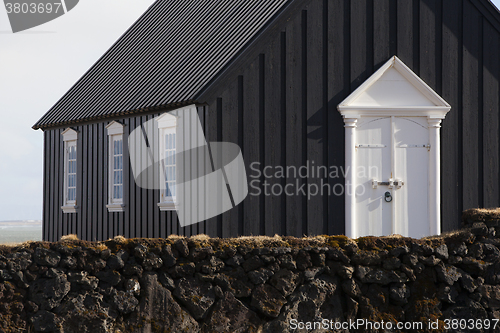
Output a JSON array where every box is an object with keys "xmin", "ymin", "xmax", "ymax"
[{"xmin": 338, "ymin": 56, "xmax": 451, "ymax": 239}]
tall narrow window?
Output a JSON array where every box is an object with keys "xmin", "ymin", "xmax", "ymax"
[
  {"xmin": 164, "ymin": 130, "xmax": 176, "ymax": 198},
  {"xmin": 106, "ymin": 121, "xmax": 125, "ymax": 212},
  {"xmin": 157, "ymin": 113, "xmax": 177, "ymax": 211},
  {"xmin": 62, "ymin": 128, "xmax": 78, "ymax": 213},
  {"xmin": 67, "ymin": 142, "xmax": 77, "ymax": 202}
]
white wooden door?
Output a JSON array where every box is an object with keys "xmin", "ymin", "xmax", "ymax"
[{"xmin": 355, "ymin": 116, "xmax": 429, "ymax": 238}]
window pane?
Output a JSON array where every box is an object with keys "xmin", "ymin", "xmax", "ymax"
[{"xmin": 68, "ymin": 188, "xmax": 75, "ymax": 201}]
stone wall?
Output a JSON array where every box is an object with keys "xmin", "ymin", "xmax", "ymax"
[{"xmin": 1, "ymin": 209, "xmax": 500, "ymax": 332}]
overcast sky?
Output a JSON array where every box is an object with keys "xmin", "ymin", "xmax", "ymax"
[
  {"xmin": 0, "ymin": 0, "xmax": 155, "ymax": 221},
  {"xmin": 0, "ymin": 1, "xmax": 499, "ymax": 222}
]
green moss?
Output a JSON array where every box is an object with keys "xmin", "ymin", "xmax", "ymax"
[{"xmin": 324, "ymin": 235, "xmax": 350, "ymax": 248}]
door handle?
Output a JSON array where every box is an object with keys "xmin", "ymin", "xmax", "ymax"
[{"xmin": 372, "ymin": 179, "xmax": 404, "ymax": 189}]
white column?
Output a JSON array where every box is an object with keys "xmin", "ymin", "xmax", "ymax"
[
  {"xmin": 344, "ymin": 117, "xmax": 358, "ymax": 238},
  {"xmin": 428, "ymin": 117, "xmax": 442, "ymax": 236}
]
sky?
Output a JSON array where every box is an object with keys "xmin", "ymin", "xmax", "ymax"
[
  {"xmin": 0, "ymin": 0, "xmax": 155, "ymax": 221},
  {"xmin": 0, "ymin": 0, "xmax": 499, "ymax": 222}
]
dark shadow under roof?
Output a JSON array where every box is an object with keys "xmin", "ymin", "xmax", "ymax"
[{"xmin": 33, "ymin": 0, "xmax": 289, "ymax": 130}]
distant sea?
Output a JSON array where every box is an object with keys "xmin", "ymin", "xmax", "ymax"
[{"xmin": 0, "ymin": 220, "xmax": 42, "ymax": 244}]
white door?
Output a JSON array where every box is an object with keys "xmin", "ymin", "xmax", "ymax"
[{"xmin": 355, "ymin": 116, "xmax": 429, "ymax": 238}]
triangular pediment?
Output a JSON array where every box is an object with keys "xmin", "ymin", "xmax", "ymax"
[
  {"xmin": 61, "ymin": 127, "xmax": 78, "ymax": 141},
  {"xmin": 106, "ymin": 120, "xmax": 125, "ymax": 135},
  {"xmin": 338, "ymin": 56, "xmax": 450, "ymax": 117}
]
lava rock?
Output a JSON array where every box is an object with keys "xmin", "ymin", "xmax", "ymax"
[
  {"xmin": 201, "ymin": 256, "xmax": 225, "ymax": 274},
  {"xmin": 278, "ymin": 254, "xmax": 297, "ymax": 270},
  {"xmin": 328, "ymin": 261, "xmax": 354, "ymax": 279},
  {"xmin": 251, "ymin": 284, "xmax": 287, "ymax": 318},
  {"xmin": 107, "ymin": 250, "xmax": 129, "ymax": 270},
  {"xmin": 269, "ymin": 269, "xmax": 301, "ymax": 297},
  {"xmin": 123, "ymin": 264, "xmax": 143, "ymax": 277},
  {"xmin": 215, "ymin": 268, "xmax": 253, "ymax": 298},
  {"xmin": 124, "ymin": 278, "xmax": 141, "ymax": 296},
  {"xmin": 450, "ymin": 242, "xmax": 468, "ymax": 256},
  {"xmin": 342, "ymin": 278, "xmax": 362, "ymax": 298},
  {"xmin": 34, "ymin": 248, "xmax": 61, "ymax": 267},
  {"xmin": 111, "ymin": 290, "xmax": 139, "ymax": 314},
  {"xmin": 60, "ymin": 256, "xmax": 77, "ymax": 269},
  {"xmin": 248, "ymin": 268, "xmax": 274, "ymax": 285},
  {"xmin": 435, "ymin": 244, "xmax": 449, "ymax": 260},
  {"xmin": 437, "ymin": 284, "xmax": 459, "ymax": 303},
  {"xmin": 383, "ymin": 257, "xmax": 401, "ymax": 270},
  {"xmin": 204, "ymin": 291, "xmax": 262, "ymax": 332},
  {"xmin": 478, "ymin": 285, "xmax": 500, "ymax": 310},
  {"xmin": 133, "ymin": 244, "xmax": 148, "ymax": 261},
  {"xmin": 161, "ymin": 245, "xmax": 177, "ymax": 267},
  {"xmin": 356, "ymin": 266, "xmax": 405, "ymax": 285},
  {"xmin": 168, "ymin": 262, "xmax": 195, "ymax": 278},
  {"xmin": 389, "ymin": 283, "xmax": 410, "ymax": 304},
  {"xmin": 31, "ymin": 310, "xmax": 58, "ymax": 332},
  {"xmin": 29, "ymin": 273, "xmax": 71, "ymax": 310},
  {"xmin": 6, "ymin": 252, "xmax": 32, "ymax": 271},
  {"xmin": 142, "ymin": 252, "xmax": 163, "ymax": 271},
  {"xmin": 175, "ymin": 239, "xmax": 190, "ymax": 257},
  {"xmin": 325, "ymin": 247, "xmax": 350, "ymax": 264},
  {"xmin": 390, "ymin": 246, "xmax": 410, "ymax": 257},
  {"xmin": 421, "ymin": 255, "xmax": 441, "ymax": 266},
  {"xmin": 129, "ymin": 272, "xmax": 199, "ymax": 332},
  {"xmin": 96, "ymin": 269, "xmax": 122, "ymax": 286},
  {"xmin": 295, "ymin": 250, "xmax": 312, "ymax": 271},
  {"xmin": 311, "ymin": 253, "xmax": 325, "ymax": 267},
  {"xmin": 158, "ymin": 272, "xmax": 175, "ymax": 290},
  {"xmin": 68, "ymin": 271, "xmax": 98, "ymax": 291},
  {"xmin": 173, "ymin": 277, "xmax": 216, "ymax": 320},
  {"xmin": 225, "ymin": 254, "xmax": 244, "ymax": 267},
  {"xmin": 57, "ymin": 291, "xmax": 116, "ymax": 333},
  {"xmin": 459, "ymin": 271, "xmax": 478, "ymax": 293},
  {"xmin": 436, "ymin": 263, "xmax": 462, "ymax": 286},
  {"xmin": 242, "ymin": 255, "xmax": 264, "ymax": 272}
]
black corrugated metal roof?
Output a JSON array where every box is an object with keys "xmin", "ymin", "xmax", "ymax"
[{"xmin": 33, "ymin": 0, "xmax": 289, "ymax": 129}]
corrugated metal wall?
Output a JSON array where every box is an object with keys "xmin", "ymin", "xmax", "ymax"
[{"xmin": 42, "ymin": 0, "xmax": 500, "ymax": 241}]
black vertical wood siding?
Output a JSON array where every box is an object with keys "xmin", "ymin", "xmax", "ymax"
[{"xmin": 42, "ymin": 0, "xmax": 500, "ymax": 241}]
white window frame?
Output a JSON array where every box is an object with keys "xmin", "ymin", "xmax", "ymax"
[
  {"xmin": 156, "ymin": 113, "xmax": 178, "ymax": 211},
  {"xmin": 61, "ymin": 128, "xmax": 78, "ymax": 213},
  {"xmin": 106, "ymin": 121, "xmax": 125, "ymax": 212}
]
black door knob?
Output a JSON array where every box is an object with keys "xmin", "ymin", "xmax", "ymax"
[{"xmin": 385, "ymin": 191, "xmax": 392, "ymax": 202}]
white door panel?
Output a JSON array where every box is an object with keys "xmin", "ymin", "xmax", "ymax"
[
  {"xmin": 356, "ymin": 117, "xmax": 392, "ymax": 237},
  {"xmin": 355, "ymin": 116, "xmax": 430, "ymax": 238},
  {"xmin": 394, "ymin": 117, "xmax": 429, "ymax": 238}
]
